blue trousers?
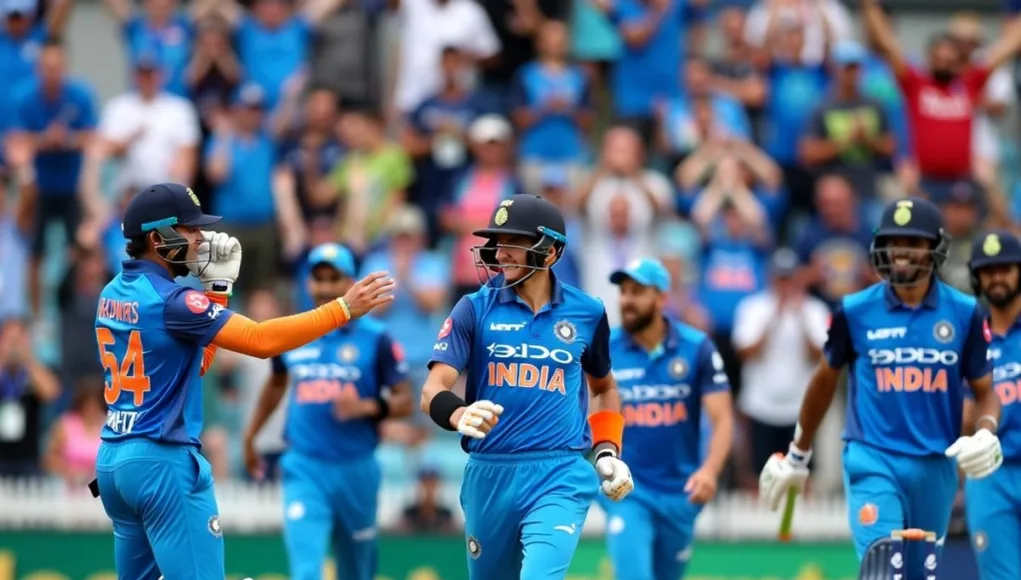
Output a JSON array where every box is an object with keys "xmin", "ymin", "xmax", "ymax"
[
  {"xmin": 460, "ymin": 450, "xmax": 597, "ymax": 580},
  {"xmin": 965, "ymin": 462, "xmax": 1021, "ymax": 580},
  {"xmin": 601, "ymin": 486, "xmax": 702, "ymax": 580},
  {"xmin": 280, "ymin": 451, "xmax": 380, "ymax": 580},
  {"xmin": 843, "ymin": 441, "xmax": 957, "ymax": 580},
  {"xmin": 96, "ymin": 439, "xmax": 224, "ymax": 580}
]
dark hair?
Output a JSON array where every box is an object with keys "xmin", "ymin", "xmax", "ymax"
[
  {"xmin": 125, "ymin": 234, "xmax": 148, "ymax": 259},
  {"xmin": 342, "ymin": 103, "xmax": 383, "ymax": 124},
  {"xmin": 70, "ymin": 379, "xmax": 106, "ymax": 413}
]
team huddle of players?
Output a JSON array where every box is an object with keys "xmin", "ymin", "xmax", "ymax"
[{"xmin": 88, "ymin": 181, "xmax": 1020, "ymax": 580}]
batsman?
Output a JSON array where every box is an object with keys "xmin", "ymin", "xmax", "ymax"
[
  {"xmin": 421, "ymin": 194, "xmax": 634, "ymax": 580},
  {"xmin": 758, "ymin": 198, "xmax": 1002, "ymax": 579},
  {"xmin": 965, "ymin": 230, "xmax": 1021, "ymax": 580}
]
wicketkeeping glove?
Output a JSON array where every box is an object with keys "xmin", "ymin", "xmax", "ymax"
[
  {"xmin": 456, "ymin": 400, "xmax": 504, "ymax": 439},
  {"xmin": 189, "ymin": 231, "xmax": 242, "ymax": 295},
  {"xmin": 759, "ymin": 443, "xmax": 811, "ymax": 511},
  {"xmin": 595, "ymin": 451, "xmax": 634, "ymax": 501},
  {"xmin": 945, "ymin": 428, "xmax": 1003, "ymax": 479}
]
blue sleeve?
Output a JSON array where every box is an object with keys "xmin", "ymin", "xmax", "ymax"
[
  {"xmin": 163, "ymin": 288, "xmax": 234, "ymax": 347},
  {"xmin": 509, "ymin": 71, "xmax": 531, "ymax": 111},
  {"xmin": 675, "ymin": 187, "xmax": 700, "ymax": 217},
  {"xmin": 611, "ymin": 0, "xmax": 644, "ymax": 26},
  {"xmin": 428, "ymin": 296, "xmax": 476, "ymax": 372},
  {"xmin": 582, "ymin": 310, "xmax": 612, "ymax": 379},
  {"xmin": 376, "ymin": 332, "xmax": 409, "ymax": 388},
  {"xmin": 203, "ymin": 137, "xmax": 220, "ymax": 162},
  {"xmin": 696, "ymin": 337, "xmax": 730, "ymax": 395},
  {"xmin": 271, "ymin": 355, "xmax": 287, "ymax": 375},
  {"xmin": 962, "ymin": 305, "xmax": 993, "ymax": 381},
  {"xmin": 10, "ymin": 91, "xmax": 30, "ymax": 132},
  {"xmin": 407, "ymin": 102, "xmax": 429, "ymax": 134},
  {"xmin": 578, "ymin": 76, "xmax": 594, "ymax": 110},
  {"xmin": 77, "ymin": 85, "xmax": 99, "ymax": 129},
  {"xmin": 794, "ymin": 229, "xmax": 816, "ymax": 263},
  {"xmin": 823, "ymin": 306, "xmax": 853, "ymax": 369}
]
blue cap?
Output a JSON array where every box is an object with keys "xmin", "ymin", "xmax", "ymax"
[
  {"xmin": 3, "ymin": 0, "xmax": 36, "ymax": 16},
  {"xmin": 832, "ymin": 40, "xmax": 866, "ymax": 66},
  {"xmin": 122, "ymin": 183, "xmax": 222, "ymax": 238},
  {"xmin": 609, "ymin": 258, "xmax": 671, "ymax": 292},
  {"xmin": 540, "ymin": 164, "xmax": 570, "ymax": 189},
  {"xmin": 234, "ymin": 82, "xmax": 266, "ymax": 108},
  {"xmin": 307, "ymin": 243, "xmax": 355, "ymax": 277}
]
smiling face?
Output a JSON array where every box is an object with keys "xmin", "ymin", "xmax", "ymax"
[{"xmin": 883, "ymin": 236, "xmax": 933, "ymax": 285}]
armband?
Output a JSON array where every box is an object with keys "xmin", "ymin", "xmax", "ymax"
[
  {"xmin": 429, "ymin": 390, "xmax": 465, "ymax": 431},
  {"xmin": 205, "ymin": 292, "xmax": 229, "ymax": 307},
  {"xmin": 588, "ymin": 410, "xmax": 625, "ymax": 454}
]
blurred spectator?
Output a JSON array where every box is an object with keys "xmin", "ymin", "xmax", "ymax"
[
  {"xmin": 205, "ymin": 83, "xmax": 293, "ymax": 293},
  {"xmin": 328, "ymin": 106, "xmax": 414, "ymax": 256},
  {"xmin": 0, "ymin": 320, "xmax": 60, "ymax": 479},
  {"xmin": 360, "ymin": 205, "xmax": 449, "ymax": 427},
  {"xmin": 794, "ymin": 174, "xmax": 873, "ymax": 309},
  {"xmin": 397, "ymin": 465, "xmax": 456, "ymax": 534},
  {"xmin": 861, "ymin": 0, "xmax": 1021, "ymax": 197},
  {"xmin": 608, "ymin": 0, "xmax": 685, "ymax": 141},
  {"xmin": 82, "ymin": 55, "xmax": 200, "ymax": 219},
  {"xmin": 273, "ymin": 88, "xmax": 342, "ymax": 240},
  {"xmin": 655, "ymin": 56, "xmax": 752, "ymax": 166},
  {"xmin": 43, "ymin": 380, "xmax": 104, "ymax": 488},
  {"xmin": 101, "ymin": 0, "xmax": 196, "ymax": 97},
  {"xmin": 934, "ymin": 180, "xmax": 984, "ymax": 294},
  {"xmin": 733, "ymin": 247, "xmax": 828, "ymax": 474},
  {"xmin": 656, "ymin": 221, "xmax": 710, "ymax": 332},
  {"xmin": 744, "ymin": 0, "xmax": 850, "ymax": 66},
  {"xmin": 218, "ymin": 291, "xmax": 286, "ymax": 482},
  {"xmin": 403, "ymin": 46, "xmax": 489, "ymax": 244},
  {"xmin": 9, "ymin": 39, "xmax": 98, "ymax": 316},
  {"xmin": 759, "ymin": 16, "xmax": 831, "ymax": 219},
  {"xmin": 691, "ymin": 154, "xmax": 772, "ymax": 395},
  {"xmin": 187, "ymin": 18, "xmax": 242, "ymax": 156},
  {"xmin": 56, "ymin": 243, "xmax": 111, "ymax": 402},
  {"xmin": 309, "ymin": 0, "xmax": 386, "ymax": 107},
  {"xmin": 512, "ymin": 21, "xmax": 594, "ymax": 192},
  {"xmin": 535, "ymin": 165, "xmax": 583, "ymax": 288},
  {"xmin": 800, "ymin": 40, "xmax": 894, "ymax": 208},
  {"xmin": 576, "ymin": 125, "xmax": 672, "ymax": 322},
  {"xmin": 709, "ymin": 7, "xmax": 767, "ymax": 138},
  {"xmin": 441, "ymin": 115, "xmax": 523, "ymax": 300},
  {"xmin": 0, "ymin": 0, "xmax": 73, "ymax": 114},
  {"xmin": 0, "ymin": 142, "xmax": 34, "ymax": 326},
  {"xmin": 391, "ymin": 0, "xmax": 500, "ymax": 118},
  {"xmin": 214, "ymin": 0, "xmax": 342, "ymax": 111},
  {"xmin": 857, "ymin": 3, "xmax": 911, "ymax": 175}
]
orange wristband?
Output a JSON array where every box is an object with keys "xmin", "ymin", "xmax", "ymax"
[
  {"xmin": 205, "ymin": 293, "xmax": 229, "ymax": 307},
  {"xmin": 588, "ymin": 410, "xmax": 625, "ymax": 452}
]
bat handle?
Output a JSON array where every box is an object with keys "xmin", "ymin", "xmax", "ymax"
[{"xmin": 778, "ymin": 487, "xmax": 797, "ymax": 542}]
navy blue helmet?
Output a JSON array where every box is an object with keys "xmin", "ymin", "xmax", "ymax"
[
  {"xmin": 968, "ymin": 229, "xmax": 1021, "ymax": 301},
  {"xmin": 472, "ymin": 194, "xmax": 567, "ymax": 290},
  {"xmin": 869, "ymin": 197, "xmax": 950, "ymax": 286}
]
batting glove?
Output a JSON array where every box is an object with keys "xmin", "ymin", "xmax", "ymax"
[
  {"xmin": 189, "ymin": 231, "xmax": 242, "ymax": 295},
  {"xmin": 759, "ymin": 443, "xmax": 811, "ymax": 511},
  {"xmin": 456, "ymin": 400, "xmax": 504, "ymax": 439},
  {"xmin": 595, "ymin": 450, "xmax": 634, "ymax": 501},
  {"xmin": 946, "ymin": 428, "xmax": 1003, "ymax": 479}
]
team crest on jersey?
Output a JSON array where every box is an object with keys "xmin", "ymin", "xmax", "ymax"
[
  {"xmin": 208, "ymin": 515, "xmax": 222, "ymax": 537},
  {"xmin": 668, "ymin": 357, "xmax": 688, "ymax": 378},
  {"xmin": 933, "ymin": 320, "xmax": 955, "ymax": 344},
  {"xmin": 185, "ymin": 291, "xmax": 210, "ymax": 314},
  {"xmin": 339, "ymin": 345, "xmax": 359, "ymax": 362},
  {"xmin": 467, "ymin": 536, "xmax": 482, "ymax": 559},
  {"xmin": 553, "ymin": 320, "xmax": 577, "ymax": 344},
  {"xmin": 858, "ymin": 503, "xmax": 878, "ymax": 526}
]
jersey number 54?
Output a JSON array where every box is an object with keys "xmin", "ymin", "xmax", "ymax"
[{"xmin": 96, "ymin": 328, "xmax": 152, "ymax": 406}]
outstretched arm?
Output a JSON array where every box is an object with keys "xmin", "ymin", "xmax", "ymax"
[{"xmin": 861, "ymin": 0, "xmax": 907, "ymax": 77}]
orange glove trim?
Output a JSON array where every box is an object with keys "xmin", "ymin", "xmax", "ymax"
[{"xmin": 588, "ymin": 410, "xmax": 625, "ymax": 452}]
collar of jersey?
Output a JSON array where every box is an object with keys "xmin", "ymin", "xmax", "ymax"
[
  {"xmin": 882, "ymin": 281, "xmax": 939, "ymax": 311},
  {"xmin": 987, "ymin": 315, "xmax": 1021, "ymax": 340},
  {"xmin": 623, "ymin": 316, "xmax": 681, "ymax": 357},
  {"xmin": 496, "ymin": 272, "xmax": 565, "ymax": 307},
  {"xmin": 122, "ymin": 259, "xmax": 174, "ymax": 281}
]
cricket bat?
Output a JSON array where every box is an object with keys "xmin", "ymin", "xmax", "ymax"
[{"xmin": 778, "ymin": 487, "xmax": 797, "ymax": 542}]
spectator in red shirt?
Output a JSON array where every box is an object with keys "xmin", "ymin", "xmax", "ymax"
[{"xmin": 862, "ymin": 0, "xmax": 1021, "ymax": 201}]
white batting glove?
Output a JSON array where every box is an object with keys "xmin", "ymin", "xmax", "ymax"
[
  {"xmin": 595, "ymin": 450, "xmax": 634, "ymax": 501},
  {"xmin": 759, "ymin": 443, "xmax": 811, "ymax": 511},
  {"xmin": 189, "ymin": 231, "xmax": 242, "ymax": 295},
  {"xmin": 456, "ymin": 400, "xmax": 504, "ymax": 439},
  {"xmin": 946, "ymin": 429, "xmax": 1003, "ymax": 479}
]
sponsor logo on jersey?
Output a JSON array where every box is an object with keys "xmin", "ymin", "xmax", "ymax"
[
  {"xmin": 869, "ymin": 348, "xmax": 957, "ymax": 393},
  {"xmin": 484, "ymin": 342, "xmax": 572, "ymax": 394},
  {"xmin": 185, "ymin": 291, "xmax": 210, "ymax": 314}
]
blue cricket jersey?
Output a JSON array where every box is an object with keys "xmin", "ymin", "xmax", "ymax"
[
  {"xmin": 983, "ymin": 319, "xmax": 1021, "ymax": 461},
  {"xmin": 272, "ymin": 318, "xmax": 408, "ymax": 462},
  {"xmin": 610, "ymin": 317, "xmax": 730, "ymax": 494},
  {"xmin": 428, "ymin": 274, "xmax": 612, "ymax": 454},
  {"xmin": 827, "ymin": 280, "xmax": 991, "ymax": 457},
  {"xmin": 96, "ymin": 260, "xmax": 235, "ymax": 446}
]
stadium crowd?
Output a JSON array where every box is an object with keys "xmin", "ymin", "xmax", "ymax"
[{"xmin": 0, "ymin": 0, "xmax": 1019, "ymax": 526}]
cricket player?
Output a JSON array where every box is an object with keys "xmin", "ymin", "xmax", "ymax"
[
  {"xmin": 243, "ymin": 242, "xmax": 413, "ymax": 580},
  {"xmin": 421, "ymin": 194, "xmax": 634, "ymax": 580},
  {"xmin": 758, "ymin": 197, "xmax": 1002, "ymax": 580},
  {"xmin": 94, "ymin": 183, "xmax": 394, "ymax": 580},
  {"xmin": 965, "ymin": 230, "xmax": 1021, "ymax": 580},
  {"xmin": 604, "ymin": 258, "xmax": 734, "ymax": 580}
]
